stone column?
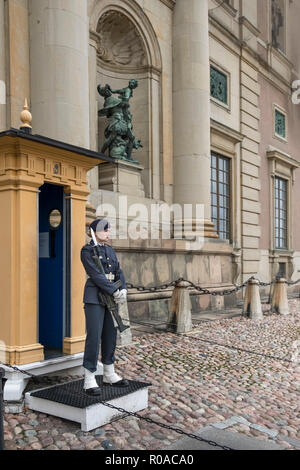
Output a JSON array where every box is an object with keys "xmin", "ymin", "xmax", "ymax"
[
  {"xmin": 173, "ymin": 0, "xmax": 217, "ymax": 238},
  {"xmin": 0, "ymin": 0, "xmax": 6, "ymax": 131},
  {"xmin": 29, "ymin": 0, "xmax": 90, "ymax": 148}
]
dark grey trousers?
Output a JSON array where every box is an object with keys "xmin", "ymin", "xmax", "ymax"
[{"xmin": 83, "ymin": 303, "xmax": 117, "ymax": 373}]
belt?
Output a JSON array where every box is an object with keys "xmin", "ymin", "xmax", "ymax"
[{"xmin": 87, "ymin": 273, "xmax": 115, "ymax": 282}]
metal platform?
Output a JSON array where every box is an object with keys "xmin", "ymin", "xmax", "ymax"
[{"xmin": 25, "ymin": 376, "xmax": 151, "ymax": 431}]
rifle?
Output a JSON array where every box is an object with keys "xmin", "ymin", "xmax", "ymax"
[{"xmin": 90, "ymin": 231, "xmax": 130, "ymax": 334}]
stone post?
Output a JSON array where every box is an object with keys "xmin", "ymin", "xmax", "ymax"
[
  {"xmin": 242, "ymin": 278, "xmax": 263, "ymax": 320},
  {"xmin": 271, "ymin": 278, "xmax": 289, "ymax": 315},
  {"xmin": 29, "ymin": 0, "xmax": 90, "ymax": 148},
  {"xmin": 169, "ymin": 281, "xmax": 193, "ymax": 334},
  {"xmin": 116, "ymin": 302, "xmax": 132, "ymax": 346},
  {"xmin": 173, "ymin": 0, "xmax": 217, "ymax": 239}
]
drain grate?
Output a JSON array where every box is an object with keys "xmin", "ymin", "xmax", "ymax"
[{"xmin": 30, "ymin": 376, "xmax": 151, "ymax": 409}]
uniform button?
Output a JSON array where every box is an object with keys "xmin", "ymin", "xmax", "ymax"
[
  {"xmin": 109, "ymin": 264, "xmax": 112, "ymax": 267},
  {"xmin": 107, "ymin": 257, "xmax": 109, "ymax": 260}
]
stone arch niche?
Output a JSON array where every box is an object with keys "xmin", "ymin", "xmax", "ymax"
[{"xmin": 89, "ymin": 0, "xmax": 162, "ymax": 200}]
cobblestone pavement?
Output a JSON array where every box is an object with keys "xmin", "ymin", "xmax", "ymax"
[{"xmin": 3, "ymin": 299, "xmax": 300, "ymax": 450}]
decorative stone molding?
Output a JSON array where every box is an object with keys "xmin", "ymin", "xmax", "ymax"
[
  {"xmin": 98, "ymin": 159, "xmax": 145, "ymax": 197},
  {"xmin": 96, "ymin": 11, "xmax": 147, "ymax": 68},
  {"xmin": 267, "ymin": 146, "xmax": 300, "ymax": 184},
  {"xmin": 89, "ymin": 0, "xmax": 162, "ymax": 72}
]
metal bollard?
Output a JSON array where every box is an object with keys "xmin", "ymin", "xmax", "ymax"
[
  {"xmin": 271, "ymin": 277, "xmax": 289, "ymax": 315},
  {"xmin": 0, "ymin": 368, "xmax": 7, "ymax": 450},
  {"xmin": 242, "ymin": 278, "xmax": 263, "ymax": 320},
  {"xmin": 168, "ymin": 280, "xmax": 193, "ymax": 334}
]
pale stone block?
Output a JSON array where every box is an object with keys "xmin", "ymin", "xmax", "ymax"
[
  {"xmin": 241, "ymin": 111, "xmax": 259, "ymax": 131},
  {"xmin": 242, "ymin": 199, "xmax": 261, "ymax": 215},
  {"xmin": 241, "ymin": 60, "xmax": 258, "ymax": 81},
  {"xmin": 242, "ymin": 223, "xmax": 261, "ymax": 237},
  {"xmin": 241, "ymin": 98, "xmax": 260, "ymax": 119},
  {"xmin": 241, "ymin": 137, "xmax": 259, "ymax": 154},
  {"xmin": 241, "ymin": 186, "xmax": 260, "ymax": 202},
  {"xmin": 242, "ymin": 248, "xmax": 261, "ymax": 261},
  {"xmin": 241, "ymin": 85, "xmax": 259, "ymax": 106},
  {"xmin": 141, "ymin": 256, "xmax": 156, "ymax": 286},
  {"xmin": 155, "ymin": 254, "xmax": 170, "ymax": 283},
  {"xmin": 209, "ymin": 256, "xmax": 222, "ymax": 283},
  {"xmin": 241, "ymin": 72, "xmax": 260, "ymax": 95},
  {"xmin": 241, "ymin": 124, "xmax": 261, "ymax": 144},
  {"xmin": 241, "ymin": 149, "xmax": 261, "ymax": 167},
  {"xmin": 242, "ymin": 236, "xmax": 260, "ymax": 249},
  {"xmin": 257, "ymin": 250, "xmax": 270, "ymax": 282},
  {"xmin": 241, "ymin": 161, "xmax": 259, "ymax": 178},
  {"xmin": 242, "ymin": 260, "xmax": 260, "ymax": 274},
  {"xmin": 242, "ymin": 210, "xmax": 259, "ymax": 225},
  {"xmin": 241, "ymin": 173, "xmax": 261, "ymax": 190}
]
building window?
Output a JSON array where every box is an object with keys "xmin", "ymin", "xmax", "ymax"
[
  {"xmin": 210, "ymin": 66, "xmax": 228, "ymax": 105},
  {"xmin": 274, "ymin": 176, "xmax": 287, "ymax": 249},
  {"xmin": 271, "ymin": 0, "xmax": 285, "ymax": 53},
  {"xmin": 211, "ymin": 153, "xmax": 231, "ymax": 240},
  {"xmin": 274, "ymin": 108, "xmax": 286, "ymax": 139}
]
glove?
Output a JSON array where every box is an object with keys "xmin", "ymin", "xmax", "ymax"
[
  {"xmin": 119, "ymin": 289, "xmax": 127, "ymax": 302},
  {"xmin": 113, "ymin": 289, "xmax": 122, "ymax": 300},
  {"xmin": 117, "ymin": 289, "xmax": 127, "ymax": 304}
]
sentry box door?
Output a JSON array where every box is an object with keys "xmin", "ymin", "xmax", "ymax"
[{"xmin": 38, "ymin": 183, "xmax": 68, "ymax": 358}]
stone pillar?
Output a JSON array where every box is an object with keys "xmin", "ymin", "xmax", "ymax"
[
  {"xmin": 169, "ymin": 281, "xmax": 193, "ymax": 334},
  {"xmin": 29, "ymin": 0, "xmax": 90, "ymax": 148},
  {"xmin": 0, "ymin": 0, "xmax": 6, "ymax": 131},
  {"xmin": 271, "ymin": 278, "xmax": 289, "ymax": 316},
  {"xmin": 173, "ymin": 0, "xmax": 217, "ymax": 238},
  {"xmin": 242, "ymin": 278, "xmax": 263, "ymax": 320}
]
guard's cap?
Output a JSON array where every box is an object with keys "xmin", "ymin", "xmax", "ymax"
[{"xmin": 89, "ymin": 218, "xmax": 110, "ymax": 233}]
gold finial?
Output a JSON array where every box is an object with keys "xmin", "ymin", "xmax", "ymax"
[{"xmin": 20, "ymin": 98, "xmax": 32, "ymax": 133}]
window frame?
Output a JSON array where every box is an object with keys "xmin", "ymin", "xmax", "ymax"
[
  {"xmin": 273, "ymin": 104, "xmax": 288, "ymax": 143},
  {"xmin": 211, "ymin": 152, "xmax": 232, "ymax": 242},
  {"xmin": 274, "ymin": 175, "xmax": 288, "ymax": 250},
  {"xmin": 209, "ymin": 61, "xmax": 231, "ymax": 112},
  {"xmin": 267, "ymin": 146, "xmax": 300, "ymax": 254}
]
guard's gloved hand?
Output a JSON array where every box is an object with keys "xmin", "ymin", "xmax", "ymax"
[
  {"xmin": 118, "ymin": 289, "xmax": 127, "ymax": 303},
  {"xmin": 113, "ymin": 289, "xmax": 122, "ymax": 301}
]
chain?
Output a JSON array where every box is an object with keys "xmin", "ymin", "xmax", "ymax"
[
  {"xmin": 0, "ymin": 361, "xmax": 234, "ymax": 450},
  {"xmin": 0, "ymin": 362, "xmax": 71, "ymax": 385},
  {"xmin": 97, "ymin": 401, "xmax": 234, "ymax": 450},
  {"xmin": 286, "ymin": 278, "xmax": 300, "ymax": 286},
  {"xmin": 126, "ymin": 275, "xmax": 300, "ymax": 294},
  {"xmin": 126, "ymin": 277, "xmax": 251, "ymax": 296}
]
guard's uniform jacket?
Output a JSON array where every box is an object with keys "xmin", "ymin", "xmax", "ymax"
[{"xmin": 80, "ymin": 240, "xmax": 127, "ymax": 304}]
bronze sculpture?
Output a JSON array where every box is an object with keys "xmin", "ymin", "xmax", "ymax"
[{"xmin": 98, "ymin": 80, "xmax": 143, "ymax": 162}]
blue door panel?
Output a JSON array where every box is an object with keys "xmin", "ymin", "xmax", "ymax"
[{"xmin": 39, "ymin": 183, "xmax": 64, "ymax": 350}]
